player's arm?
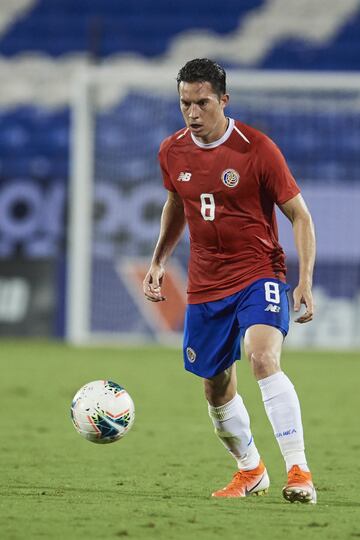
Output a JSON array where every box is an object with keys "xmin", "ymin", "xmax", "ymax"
[
  {"xmin": 279, "ymin": 193, "xmax": 316, "ymax": 323},
  {"xmin": 143, "ymin": 190, "xmax": 186, "ymax": 302}
]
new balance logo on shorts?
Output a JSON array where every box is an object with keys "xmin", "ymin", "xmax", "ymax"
[
  {"xmin": 265, "ymin": 304, "xmax": 281, "ymax": 313},
  {"xmin": 177, "ymin": 172, "xmax": 192, "ymax": 182}
]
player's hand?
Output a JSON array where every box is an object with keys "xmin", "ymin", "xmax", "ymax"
[
  {"xmin": 293, "ymin": 283, "xmax": 314, "ymax": 323},
  {"xmin": 143, "ymin": 264, "xmax": 166, "ymax": 302}
]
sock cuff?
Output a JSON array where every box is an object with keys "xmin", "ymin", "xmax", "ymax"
[
  {"xmin": 258, "ymin": 371, "xmax": 294, "ymax": 401},
  {"xmin": 208, "ymin": 393, "xmax": 243, "ymax": 421}
]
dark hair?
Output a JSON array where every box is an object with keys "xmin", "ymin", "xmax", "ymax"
[{"xmin": 176, "ymin": 58, "xmax": 226, "ymax": 97}]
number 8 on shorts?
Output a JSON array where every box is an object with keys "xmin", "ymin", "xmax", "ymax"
[{"xmin": 264, "ymin": 282, "xmax": 280, "ymax": 304}]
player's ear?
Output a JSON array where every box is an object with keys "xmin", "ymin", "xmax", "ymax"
[{"xmin": 220, "ymin": 93, "xmax": 230, "ymax": 109}]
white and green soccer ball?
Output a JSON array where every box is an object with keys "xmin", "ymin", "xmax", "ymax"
[{"xmin": 71, "ymin": 380, "xmax": 135, "ymax": 444}]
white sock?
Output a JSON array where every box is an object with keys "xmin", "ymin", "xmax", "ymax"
[
  {"xmin": 258, "ymin": 371, "xmax": 309, "ymax": 472},
  {"xmin": 208, "ymin": 394, "xmax": 260, "ymax": 471}
]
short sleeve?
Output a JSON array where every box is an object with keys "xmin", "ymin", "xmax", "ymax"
[
  {"xmin": 158, "ymin": 143, "xmax": 177, "ymax": 192},
  {"xmin": 257, "ymin": 137, "xmax": 300, "ymax": 205}
]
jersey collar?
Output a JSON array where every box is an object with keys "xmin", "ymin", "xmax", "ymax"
[{"xmin": 190, "ymin": 118, "xmax": 234, "ymax": 149}]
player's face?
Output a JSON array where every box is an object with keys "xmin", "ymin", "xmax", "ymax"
[{"xmin": 179, "ymin": 81, "xmax": 229, "ymax": 144}]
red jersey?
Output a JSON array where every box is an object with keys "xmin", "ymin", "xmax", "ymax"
[{"xmin": 158, "ymin": 118, "xmax": 300, "ymax": 304}]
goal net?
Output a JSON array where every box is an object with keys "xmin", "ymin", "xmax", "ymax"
[{"xmin": 67, "ymin": 68, "xmax": 360, "ymax": 348}]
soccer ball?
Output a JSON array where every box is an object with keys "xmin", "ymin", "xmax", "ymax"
[{"xmin": 70, "ymin": 380, "xmax": 135, "ymax": 444}]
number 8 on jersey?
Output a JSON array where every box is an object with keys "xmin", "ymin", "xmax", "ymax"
[{"xmin": 200, "ymin": 193, "xmax": 215, "ymax": 221}]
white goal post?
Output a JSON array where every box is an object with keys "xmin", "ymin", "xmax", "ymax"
[{"xmin": 67, "ymin": 67, "xmax": 360, "ymax": 348}]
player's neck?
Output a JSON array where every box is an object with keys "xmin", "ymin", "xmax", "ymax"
[{"xmin": 195, "ymin": 116, "xmax": 229, "ymax": 145}]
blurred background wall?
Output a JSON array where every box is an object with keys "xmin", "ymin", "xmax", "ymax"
[{"xmin": 0, "ymin": 0, "xmax": 359, "ymax": 345}]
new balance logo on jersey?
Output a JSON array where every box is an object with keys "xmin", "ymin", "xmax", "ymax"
[
  {"xmin": 265, "ymin": 304, "xmax": 281, "ymax": 313},
  {"xmin": 177, "ymin": 172, "xmax": 192, "ymax": 182}
]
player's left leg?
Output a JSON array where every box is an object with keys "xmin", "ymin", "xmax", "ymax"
[{"xmin": 243, "ymin": 324, "xmax": 316, "ymax": 504}]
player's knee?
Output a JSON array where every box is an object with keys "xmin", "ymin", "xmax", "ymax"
[
  {"xmin": 203, "ymin": 369, "xmax": 236, "ymax": 406},
  {"xmin": 249, "ymin": 350, "xmax": 280, "ymax": 379}
]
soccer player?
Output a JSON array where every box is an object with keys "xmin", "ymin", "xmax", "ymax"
[{"xmin": 143, "ymin": 58, "xmax": 316, "ymax": 504}]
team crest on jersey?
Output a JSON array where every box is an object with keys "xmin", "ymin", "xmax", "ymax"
[
  {"xmin": 221, "ymin": 169, "xmax": 240, "ymax": 188},
  {"xmin": 186, "ymin": 347, "xmax": 197, "ymax": 363}
]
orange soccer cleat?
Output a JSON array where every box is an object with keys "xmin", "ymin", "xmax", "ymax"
[
  {"xmin": 211, "ymin": 460, "xmax": 270, "ymax": 498},
  {"xmin": 282, "ymin": 465, "xmax": 317, "ymax": 504}
]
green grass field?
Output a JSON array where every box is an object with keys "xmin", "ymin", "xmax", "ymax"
[{"xmin": 0, "ymin": 342, "xmax": 359, "ymax": 540}]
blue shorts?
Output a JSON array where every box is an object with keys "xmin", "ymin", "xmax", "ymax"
[{"xmin": 183, "ymin": 278, "xmax": 290, "ymax": 379}]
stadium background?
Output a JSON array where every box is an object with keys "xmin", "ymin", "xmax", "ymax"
[
  {"xmin": 1, "ymin": 3, "xmax": 360, "ymax": 540},
  {"xmin": 0, "ymin": 0, "xmax": 360, "ymax": 347}
]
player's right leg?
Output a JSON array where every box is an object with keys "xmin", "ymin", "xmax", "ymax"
[
  {"xmin": 204, "ymin": 365, "xmax": 269, "ymax": 498},
  {"xmin": 182, "ymin": 294, "xmax": 269, "ymax": 498}
]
